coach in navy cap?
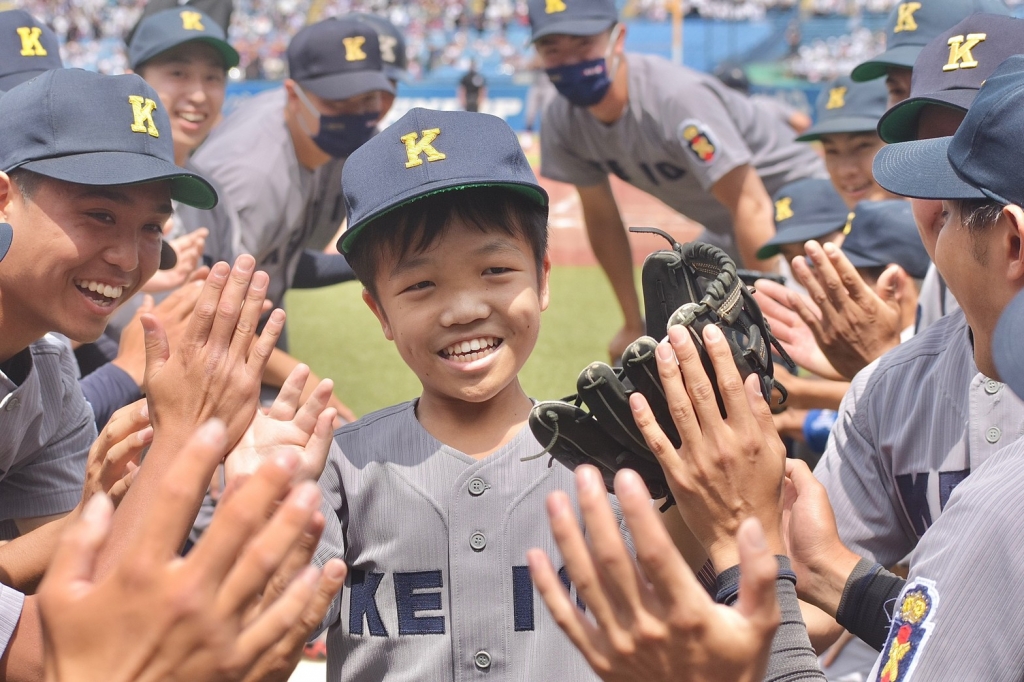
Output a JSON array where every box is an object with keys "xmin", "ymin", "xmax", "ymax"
[
  {"xmin": 0, "ymin": 9, "xmax": 62, "ymax": 92},
  {"xmin": 758, "ymin": 178, "xmax": 851, "ymax": 261}
]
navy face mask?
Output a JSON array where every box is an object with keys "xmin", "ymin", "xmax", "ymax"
[
  {"xmin": 546, "ymin": 57, "xmax": 612, "ymax": 107},
  {"xmin": 296, "ymin": 86, "xmax": 379, "ymax": 158}
]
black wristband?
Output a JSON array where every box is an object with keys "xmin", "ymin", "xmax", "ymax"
[
  {"xmin": 715, "ymin": 555, "xmax": 796, "ymax": 606},
  {"xmin": 836, "ymin": 557, "xmax": 906, "ymax": 651}
]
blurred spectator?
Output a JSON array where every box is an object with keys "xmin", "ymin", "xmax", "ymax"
[{"xmin": 458, "ymin": 58, "xmax": 486, "ymax": 111}]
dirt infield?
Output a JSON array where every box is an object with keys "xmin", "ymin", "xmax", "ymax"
[{"xmin": 520, "ymin": 134, "xmax": 704, "ymax": 267}]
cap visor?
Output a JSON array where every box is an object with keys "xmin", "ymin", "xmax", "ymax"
[
  {"xmin": 341, "ymin": 181, "xmax": 548, "ymax": 254},
  {"xmin": 384, "ymin": 66, "xmax": 409, "ymax": 83},
  {"xmin": 159, "ymin": 239, "xmax": 177, "ymax": 270},
  {"xmin": 0, "ymin": 222, "xmax": 11, "ymax": 262},
  {"xmin": 872, "ymin": 137, "xmax": 986, "ymax": 200},
  {"xmin": 134, "ymin": 37, "xmax": 240, "ymax": 70},
  {"xmin": 0, "ymin": 69, "xmax": 48, "ymax": 93},
  {"xmin": 531, "ymin": 18, "xmax": 616, "ymax": 41},
  {"xmin": 19, "ymin": 151, "xmax": 218, "ymax": 209},
  {"xmin": 841, "ymin": 249, "xmax": 883, "ymax": 270},
  {"xmin": 851, "ymin": 44, "xmax": 922, "ymax": 82},
  {"xmin": 994, "ymin": 290, "xmax": 1024, "ymax": 399},
  {"xmin": 757, "ymin": 221, "xmax": 848, "ymax": 259},
  {"xmin": 796, "ymin": 116, "xmax": 882, "ymax": 142},
  {"xmin": 877, "ymin": 93, "xmax": 973, "ymax": 144},
  {"xmin": 300, "ymin": 71, "xmax": 395, "ymax": 101}
]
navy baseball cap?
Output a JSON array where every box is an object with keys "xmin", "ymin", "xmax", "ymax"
[
  {"xmin": 873, "ymin": 54, "xmax": 1024, "ymax": 203},
  {"xmin": 994, "ymin": 288, "xmax": 1024, "ymax": 398},
  {"xmin": 878, "ymin": 15, "xmax": 1024, "ymax": 143},
  {"xmin": 851, "ymin": 0, "xmax": 1012, "ymax": 82},
  {"xmin": 352, "ymin": 13, "xmax": 407, "ymax": 82},
  {"xmin": 797, "ymin": 76, "xmax": 888, "ymax": 142},
  {"xmin": 528, "ymin": 0, "xmax": 617, "ymax": 42},
  {"xmin": 129, "ymin": 7, "xmax": 239, "ymax": 71},
  {"xmin": 340, "ymin": 108, "xmax": 548, "ymax": 254},
  {"xmin": 0, "ymin": 69, "xmax": 217, "ymax": 210},
  {"xmin": 0, "ymin": 10, "xmax": 62, "ymax": 92},
  {"xmin": 757, "ymin": 179, "xmax": 851, "ymax": 259},
  {"xmin": 287, "ymin": 16, "xmax": 394, "ymax": 101},
  {"xmin": 0, "ymin": 222, "xmax": 11, "ymax": 262},
  {"xmin": 841, "ymin": 200, "xmax": 930, "ymax": 279}
]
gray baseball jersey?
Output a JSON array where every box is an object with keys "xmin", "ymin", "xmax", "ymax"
[
  {"xmin": 815, "ymin": 308, "xmax": 1024, "ymax": 567},
  {"xmin": 190, "ymin": 88, "xmax": 346, "ymax": 307},
  {"xmin": 313, "ymin": 401, "xmax": 611, "ymax": 682},
  {"xmin": 169, "ymin": 159, "xmax": 245, "ymax": 265},
  {"xmin": 540, "ymin": 53, "xmax": 826, "ymax": 240},
  {"xmin": 866, "ymin": 437, "xmax": 1024, "ymax": 681},
  {"xmin": 0, "ymin": 336, "xmax": 93, "ymax": 535},
  {"xmin": 0, "ymin": 584, "xmax": 23, "ymax": 660}
]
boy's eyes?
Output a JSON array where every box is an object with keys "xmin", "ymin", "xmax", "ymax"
[
  {"xmin": 402, "ymin": 280, "xmax": 434, "ymax": 293},
  {"xmin": 483, "ymin": 266, "xmax": 513, "ymax": 275}
]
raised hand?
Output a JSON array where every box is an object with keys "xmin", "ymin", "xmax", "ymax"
[
  {"xmin": 529, "ymin": 466, "xmax": 780, "ymax": 682},
  {"xmin": 82, "ymin": 398, "xmax": 152, "ymax": 506},
  {"xmin": 225, "ymin": 363, "xmax": 337, "ymax": 484},
  {"xmin": 38, "ymin": 420, "xmax": 335, "ymax": 682},
  {"xmin": 143, "ymin": 227, "xmax": 209, "ymax": 293},
  {"xmin": 753, "ymin": 278, "xmax": 843, "ymax": 381}
]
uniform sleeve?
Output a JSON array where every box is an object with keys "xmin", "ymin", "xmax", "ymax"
[
  {"xmin": 866, "ymin": 453, "xmax": 1024, "ymax": 681},
  {"xmin": 656, "ymin": 81, "xmax": 752, "ymax": 191},
  {"xmin": 0, "ymin": 584, "xmax": 24, "ymax": 659},
  {"xmin": 538, "ymin": 102, "xmax": 608, "ymax": 187},
  {"xmin": 311, "ymin": 439, "xmax": 348, "ymax": 638},
  {"xmin": 814, "ymin": 365, "xmax": 917, "ymax": 568},
  {"xmin": 0, "ymin": 346, "xmax": 93, "ymax": 523},
  {"xmin": 79, "ymin": 362, "xmax": 142, "ymax": 430}
]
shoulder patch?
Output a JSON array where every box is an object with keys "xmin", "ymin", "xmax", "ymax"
[
  {"xmin": 677, "ymin": 119, "xmax": 717, "ymax": 164},
  {"xmin": 875, "ymin": 578, "xmax": 940, "ymax": 682}
]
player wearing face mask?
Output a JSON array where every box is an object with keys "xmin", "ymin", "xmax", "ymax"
[{"xmin": 528, "ymin": 0, "xmax": 827, "ymax": 362}]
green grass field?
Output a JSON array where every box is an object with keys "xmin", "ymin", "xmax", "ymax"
[{"xmin": 285, "ymin": 266, "xmax": 623, "ymax": 417}]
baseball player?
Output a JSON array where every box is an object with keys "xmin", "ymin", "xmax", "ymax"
[
  {"xmin": 306, "ymin": 107, "xmax": 624, "ymax": 681},
  {"xmin": 851, "ymin": 0, "xmax": 1011, "ymax": 106},
  {"xmin": 796, "ymin": 76, "xmax": 898, "ymax": 209},
  {"xmin": 527, "ymin": 0, "xmax": 826, "ymax": 360}
]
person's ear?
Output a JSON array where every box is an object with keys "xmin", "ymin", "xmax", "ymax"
[
  {"xmin": 1001, "ymin": 204, "xmax": 1024, "ymax": 285},
  {"xmin": 613, "ymin": 23, "xmax": 627, "ymax": 53},
  {"xmin": 362, "ymin": 288, "xmax": 394, "ymax": 340},
  {"xmin": 0, "ymin": 172, "xmax": 15, "ymax": 222},
  {"xmin": 538, "ymin": 253, "xmax": 552, "ymax": 312}
]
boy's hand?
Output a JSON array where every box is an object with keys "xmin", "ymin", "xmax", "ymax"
[
  {"xmin": 82, "ymin": 398, "xmax": 152, "ymax": 507},
  {"xmin": 753, "ymin": 279, "xmax": 843, "ymax": 381},
  {"xmin": 630, "ymin": 325, "xmax": 788, "ymax": 572},
  {"xmin": 225, "ymin": 363, "xmax": 337, "ymax": 484},
  {"xmin": 38, "ymin": 419, "xmax": 328, "ymax": 682},
  {"xmin": 529, "ymin": 466, "xmax": 780, "ymax": 682},
  {"xmin": 142, "ymin": 227, "xmax": 209, "ymax": 293},
  {"xmin": 143, "ymin": 256, "xmax": 283, "ymax": 451}
]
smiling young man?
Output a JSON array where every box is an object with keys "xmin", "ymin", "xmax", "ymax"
[{"xmin": 527, "ymin": 0, "xmax": 826, "ymax": 361}]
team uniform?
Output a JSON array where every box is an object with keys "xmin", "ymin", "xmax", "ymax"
[
  {"xmin": 190, "ymin": 88, "xmax": 346, "ymax": 309},
  {"xmin": 539, "ymin": 53, "xmax": 826, "ymax": 255},
  {"xmin": 314, "ymin": 402, "xmax": 608, "ymax": 682},
  {"xmin": 171, "ymin": 161, "xmax": 244, "ymax": 265},
  {"xmin": 0, "ymin": 335, "xmax": 94, "ymax": 539},
  {"xmin": 815, "ymin": 308, "xmax": 1024, "ymax": 567}
]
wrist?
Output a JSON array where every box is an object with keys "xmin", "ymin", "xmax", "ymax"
[
  {"xmin": 707, "ymin": 522, "xmax": 786, "ymax": 574},
  {"xmin": 801, "ymin": 542, "xmax": 862, "ymax": 617}
]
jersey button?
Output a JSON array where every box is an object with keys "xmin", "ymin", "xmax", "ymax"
[
  {"xmin": 468, "ymin": 478, "xmax": 487, "ymax": 496},
  {"xmin": 474, "ymin": 650, "xmax": 492, "ymax": 671},
  {"xmin": 986, "ymin": 426, "xmax": 1002, "ymax": 444},
  {"xmin": 985, "ymin": 379, "xmax": 1002, "ymax": 395},
  {"xmin": 469, "ymin": 532, "xmax": 487, "ymax": 551},
  {"xmin": 3, "ymin": 396, "xmax": 19, "ymax": 411}
]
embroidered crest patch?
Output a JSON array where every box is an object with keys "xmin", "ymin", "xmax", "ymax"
[
  {"xmin": 678, "ymin": 120, "xmax": 717, "ymax": 163},
  {"xmin": 875, "ymin": 578, "xmax": 940, "ymax": 682}
]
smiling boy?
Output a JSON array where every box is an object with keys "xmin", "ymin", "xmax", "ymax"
[{"xmin": 312, "ymin": 108, "xmax": 605, "ymax": 681}]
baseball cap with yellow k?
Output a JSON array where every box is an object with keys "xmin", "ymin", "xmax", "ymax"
[
  {"xmin": 0, "ymin": 69, "xmax": 218, "ymax": 268},
  {"xmin": 339, "ymin": 108, "xmax": 547, "ymax": 254},
  {"xmin": 527, "ymin": 0, "xmax": 617, "ymax": 41},
  {"xmin": 0, "ymin": 9, "xmax": 62, "ymax": 92}
]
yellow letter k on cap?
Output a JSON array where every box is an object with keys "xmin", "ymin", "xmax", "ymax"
[
  {"xmin": 16, "ymin": 26, "xmax": 46, "ymax": 56},
  {"xmin": 944, "ymin": 34, "xmax": 986, "ymax": 72},
  {"xmin": 343, "ymin": 36, "xmax": 368, "ymax": 61},
  {"xmin": 826, "ymin": 86, "xmax": 847, "ymax": 110},
  {"xmin": 129, "ymin": 96, "xmax": 160, "ymax": 138},
  {"xmin": 402, "ymin": 129, "xmax": 447, "ymax": 169},
  {"xmin": 180, "ymin": 11, "xmax": 204, "ymax": 31},
  {"xmin": 894, "ymin": 2, "xmax": 921, "ymax": 33},
  {"xmin": 546, "ymin": 0, "xmax": 567, "ymax": 14},
  {"xmin": 775, "ymin": 197, "xmax": 794, "ymax": 222}
]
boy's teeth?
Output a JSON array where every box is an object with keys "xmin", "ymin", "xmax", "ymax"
[
  {"xmin": 76, "ymin": 280, "xmax": 123, "ymax": 300},
  {"xmin": 443, "ymin": 337, "xmax": 500, "ymax": 359}
]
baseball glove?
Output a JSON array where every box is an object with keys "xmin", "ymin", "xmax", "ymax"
[{"xmin": 526, "ymin": 228, "xmax": 793, "ymax": 504}]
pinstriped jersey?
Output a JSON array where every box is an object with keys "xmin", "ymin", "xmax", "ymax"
[
  {"xmin": 315, "ymin": 401, "xmax": 605, "ymax": 682},
  {"xmin": 815, "ymin": 308, "xmax": 1024, "ymax": 567}
]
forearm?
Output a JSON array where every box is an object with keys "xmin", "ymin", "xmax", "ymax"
[
  {"xmin": 835, "ymin": 558, "xmax": 905, "ymax": 651},
  {"xmin": 579, "ymin": 191, "xmax": 642, "ymax": 326},
  {"xmin": 0, "ymin": 514, "xmax": 73, "ymax": 592},
  {"xmin": 784, "ymin": 379, "xmax": 849, "ymax": 412},
  {"xmin": 731, "ymin": 195, "xmax": 778, "ymax": 272},
  {"xmin": 80, "ymin": 363, "xmax": 143, "ymax": 430},
  {"xmin": 291, "ymin": 251, "xmax": 355, "ymax": 289},
  {"xmin": 717, "ymin": 557, "xmax": 825, "ymax": 681}
]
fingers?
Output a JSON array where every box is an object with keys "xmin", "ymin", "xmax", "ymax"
[
  {"xmin": 247, "ymin": 309, "xmax": 285, "ymax": 379},
  {"xmin": 784, "ymin": 458, "xmax": 821, "ymax": 497},
  {"xmin": 42, "ymin": 494, "xmax": 113, "ymax": 596},
  {"xmin": 876, "ymin": 265, "xmax": 902, "ymax": 305},
  {"xmin": 743, "ymin": 374, "xmax": 778, "ymax": 442},
  {"xmin": 797, "ymin": 242, "xmax": 851, "ymax": 313},
  {"xmin": 216, "ymin": 482, "xmax": 322, "ymax": 616},
  {"xmin": 700, "ymin": 325, "xmax": 751, "ymax": 424},
  {"xmin": 230, "ymin": 271, "xmax": 270, "ymax": 362},
  {"xmin": 734, "ymin": 518, "xmax": 781, "ymax": 635},
  {"xmin": 259, "ymin": 515, "xmax": 325, "ymax": 611},
  {"xmin": 188, "ymin": 448, "xmax": 302, "ymax": 582},
  {"xmin": 209, "ymin": 256, "xmax": 258, "ymax": 350},
  {"xmin": 613, "ymin": 470, "xmax": 700, "ymax": 610},
  {"xmin": 629, "ymin": 392, "xmax": 687, "ymax": 484},
  {"xmin": 785, "ymin": 273, "xmax": 828, "ymax": 342},
  {"xmin": 302, "ymin": 407, "xmax": 337, "ymax": 481},
  {"xmin": 821, "ymin": 242, "xmax": 875, "ymax": 305},
  {"xmin": 527, "ymin": 548, "xmax": 601, "ymax": 661},
  {"xmin": 667, "ymin": 326, "xmax": 722, "ymax": 429},
  {"xmin": 654, "ymin": 334, "xmax": 700, "ymax": 453},
  {"xmin": 234, "ymin": 565, "xmax": 322, "ymax": 665},
  {"xmin": 294, "ymin": 379, "xmax": 334, "ymax": 436},
  {"xmin": 266, "ymin": 364, "xmax": 311, "ymax": 421},
  {"xmin": 186, "ymin": 260, "xmax": 231, "ymax": 345},
  {"xmin": 132, "ymin": 420, "xmax": 231, "ymax": 560},
  {"xmin": 141, "ymin": 314, "xmax": 170, "ymax": 389}
]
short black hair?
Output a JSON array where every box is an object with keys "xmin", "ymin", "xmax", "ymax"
[
  {"xmin": 954, "ymin": 198, "xmax": 1004, "ymax": 265},
  {"xmin": 8, "ymin": 168, "xmax": 46, "ymax": 201},
  {"xmin": 346, "ymin": 186, "xmax": 549, "ymax": 299}
]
